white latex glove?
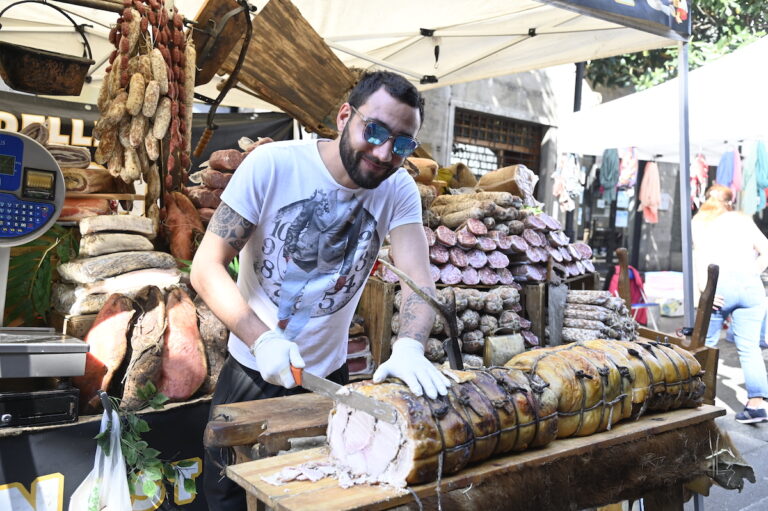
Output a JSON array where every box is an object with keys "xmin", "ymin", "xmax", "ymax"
[
  {"xmin": 250, "ymin": 330, "xmax": 305, "ymax": 388},
  {"xmin": 373, "ymin": 337, "xmax": 450, "ymax": 399}
]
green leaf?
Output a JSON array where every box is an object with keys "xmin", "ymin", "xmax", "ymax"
[
  {"xmin": 125, "ymin": 448, "xmax": 138, "ymax": 466},
  {"xmin": 183, "ymin": 477, "xmax": 197, "ymax": 495},
  {"xmin": 143, "ymin": 465, "xmax": 163, "ymax": 481},
  {"xmin": 143, "ymin": 447, "xmax": 161, "ymax": 459},
  {"xmin": 135, "ymin": 418, "xmax": 151, "ymax": 433},
  {"xmin": 176, "ymin": 460, "xmax": 196, "ymax": 468},
  {"xmin": 142, "ymin": 477, "xmax": 159, "ymax": 497},
  {"xmin": 162, "ymin": 463, "xmax": 177, "ymax": 480}
]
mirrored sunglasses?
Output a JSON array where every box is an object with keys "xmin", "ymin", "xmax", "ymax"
[{"xmin": 351, "ymin": 106, "xmax": 419, "ymax": 158}]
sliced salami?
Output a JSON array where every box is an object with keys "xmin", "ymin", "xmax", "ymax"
[
  {"xmin": 538, "ymin": 212, "xmax": 562, "ymax": 231},
  {"xmin": 575, "ymin": 259, "xmax": 586, "ymax": 274},
  {"xmin": 478, "ymin": 266, "xmax": 500, "ymax": 285},
  {"xmin": 522, "ymin": 229, "xmax": 543, "ymax": 247},
  {"xmin": 487, "ymin": 250, "xmax": 510, "ymax": 269},
  {"xmin": 496, "ymin": 235, "xmax": 513, "ymax": 251},
  {"xmin": 455, "ymin": 228, "xmax": 478, "ymax": 249},
  {"xmin": 466, "ymin": 217, "xmax": 488, "ymax": 236},
  {"xmin": 512, "ymin": 264, "xmax": 546, "ymax": 282},
  {"xmin": 429, "ymin": 244, "xmax": 450, "ymax": 264},
  {"xmin": 496, "ymin": 267, "xmax": 515, "ymax": 284},
  {"xmin": 461, "ymin": 266, "xmax": 480, "ymax": 286},
  {"xmin": 435, "ymin": 225, "xmax": 457, "ymax": 247},
  {"xmin": 507, "ymin": 235, "xmax": 529, "ymax": 254},
  {"xmin": 449, "ymin": 247, "xmax": 469, "ymax": 268},
  {"xmin": 475, "ymin": 236, "xmax": 497, "ymax": 252},
  {"xmin": 559, "ymin": 246, "xmax": 573, "ymax": 262},
  {"xmin": 429, "ymin": 264, "xmax": 441, "ymax": 282},
  {"xmin": 423, "ymin": 226, "xmax": 436, "ymax": 247},
  {"xmin": 582, "ymin": 259, "xmax": 595, "ymax": 273},
  {"xmin": 439, "ymin": 263, "xmax": 462, "ymax": 285},
  {"xmin": 379, "ymin": 265, "xmax": 399, "ymax": 283},
  {"xmin": 572, "ymin": 242, "xmax": 593, "ymax": 260},
  {"xmin": 521, "ymin": 329, "xmax": 539, "ymax": 346},
  {"xmin": 466, "ymin": 249, "xmax": 488, "ymax": 269},
  {"xmin": 547, "ymin": 246, "xmax": 563, "ymax": 262},
  {"xmin": 523, "ymin": 215, "xmax": 547, "ymax": 231},
  {"xmin": 568, "ymin": 244, "xmax": 581, "ymax": 260}
]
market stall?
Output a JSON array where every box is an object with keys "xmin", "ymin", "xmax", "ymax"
[{"xmin": 0, "ymin": 0, "xmax": 720, "ymax": 510}]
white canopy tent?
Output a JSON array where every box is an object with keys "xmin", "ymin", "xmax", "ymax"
[
  {"xmin": 0, "ymin": 0, "xmax": 686, "ymax": 107},
  {"xmin": 0, "ymin": 0, "xmax": 699, "ymax": 327},
  {"xmin": 557, "ymin": 36, "xmax": 768, "ymax": 163}
]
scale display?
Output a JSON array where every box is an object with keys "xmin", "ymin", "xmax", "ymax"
[{"xmin": 0, "ymin": 131, "xmax": 64, "ymax": 245}]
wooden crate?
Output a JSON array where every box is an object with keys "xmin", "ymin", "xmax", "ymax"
[
  {"xmin": 356, "ymin": 277, "xmax": 396, "ymax": 369},
  {"xmin": 522, "ymin": 272, "xmax": 600, "ymax": 345}
]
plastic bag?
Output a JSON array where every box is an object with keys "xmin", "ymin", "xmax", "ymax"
[{"xmin": 69, "ymin": 408, "xmax": 132, "ymax": 511}]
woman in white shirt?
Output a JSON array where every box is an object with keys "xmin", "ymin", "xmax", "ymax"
[{"xmin": 692, "ymin": 184, "xmax": 768, "ymax": 423}]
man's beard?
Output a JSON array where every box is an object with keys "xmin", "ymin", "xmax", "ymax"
[{"xmin": 339, "ymin": 124, "xmax": 397, "ymax": 189}]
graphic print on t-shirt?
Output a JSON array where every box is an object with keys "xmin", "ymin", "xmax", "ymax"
[{"xmin": 254, "ymin": 188, "xmax": 379, "ymax": 339}]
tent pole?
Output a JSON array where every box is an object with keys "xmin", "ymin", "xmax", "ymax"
[{"xmin": 678, "ymin": 41, "xmax": 694, "ymax": 328}]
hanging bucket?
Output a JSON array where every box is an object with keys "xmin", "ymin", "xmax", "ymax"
[{"xmin": 0, "ymin": 0, "xmax": 95, "ymax": 95}]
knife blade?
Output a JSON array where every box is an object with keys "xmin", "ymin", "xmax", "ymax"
[{"xmin": 290, "ymin": 366, "xmax": 398, "ymax": 424}]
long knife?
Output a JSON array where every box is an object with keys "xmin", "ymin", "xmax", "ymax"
[{"xmin": 290, "ymin": 366, "xmax": 398, "ymax": 424}]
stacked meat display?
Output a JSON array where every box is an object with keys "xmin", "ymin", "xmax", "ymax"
[
  {"xmin": 51, "ymin": 215, "xmax": 183, "ymax": 315},
  {"xmin": 347, "ymin": 317, "xmax": 373, "ymax": 378},
  {"xmin": 391, "ymin": 285, "xmax": 537, "ymax": 367},
  {"xmin": 71, "ymin": 283, "xmax": 227, "ymax": 414},
  {"xmin": 561, "ymin": 290, "xmax": 637, "ymax": 342},
  {"xmin": 377, "ymin": 190, "xmax": 595, "ymax": 285}
]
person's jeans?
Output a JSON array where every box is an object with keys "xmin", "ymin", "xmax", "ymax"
[{"xmin": 705, "ymin": 273, "xmax": 768, "ymax": 399}]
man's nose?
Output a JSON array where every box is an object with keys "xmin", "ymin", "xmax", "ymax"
[{"xmin": 371, "ymin": 138, "xmax": 394, "ymax": 162}]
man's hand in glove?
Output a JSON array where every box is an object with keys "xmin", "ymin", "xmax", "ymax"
[
  {"xmin": 250, "ymin": 330, "xmax": 305, "ymax": 388},
  {"xmin": 372, "ymin": 337, "xmax": 450, "ymax": 399}
]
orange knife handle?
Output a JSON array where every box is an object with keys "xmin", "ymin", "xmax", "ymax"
[{"xmin": 290, "ymin": 365, "xmax": 302, "ymax": 386}]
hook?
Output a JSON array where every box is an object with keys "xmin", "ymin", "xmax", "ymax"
[{"xmin": 98, "ymin": 390, "xmax": 113, "ymax": 415}]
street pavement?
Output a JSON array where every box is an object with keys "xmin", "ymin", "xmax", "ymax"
[{"xmin": 652, "ymin": 317, "xmax": 768, "ymax": 511}]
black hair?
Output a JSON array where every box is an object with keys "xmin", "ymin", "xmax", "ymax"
[{"xmin": 347, "ymin": 70, "xmax": 424, "ymax": 123}]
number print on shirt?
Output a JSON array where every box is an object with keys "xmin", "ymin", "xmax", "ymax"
[{"xmin": 252, "ymin": 189, "xmax": 379, "ymax": 337}]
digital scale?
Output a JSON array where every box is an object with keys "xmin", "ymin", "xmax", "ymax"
[{"xmin": 0, "ymin": 130, "xmax": 88, "ymax": 428}]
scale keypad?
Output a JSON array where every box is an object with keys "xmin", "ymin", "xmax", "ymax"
[{"xmin": 0, "ymin": 193, "xmax": 53, "ymax": 237}]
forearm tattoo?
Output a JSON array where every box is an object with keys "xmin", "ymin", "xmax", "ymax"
[
  {"xmin": 398, "ymin": 286, "xmax": 436, "ymax": 343},
  {"xmin": 208, "ymin": 203, "xmax": 255, "ymax": 251}
]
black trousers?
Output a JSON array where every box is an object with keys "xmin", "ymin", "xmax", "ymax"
[{"xmin": 203, "ymin": 356, "xmax": 348, "ymax": 510}]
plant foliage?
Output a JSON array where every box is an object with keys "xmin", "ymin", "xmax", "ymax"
[
  {"xmin": 5, "ymin": 224, "xmax": 78, "ymax": 325},
  {"xmin": 94, "ymin": 383, "xmax": 196, "ymax": 499},
  {"xmin": 587, "ymin": 0, "xmax": 768, "ymax": 90}
]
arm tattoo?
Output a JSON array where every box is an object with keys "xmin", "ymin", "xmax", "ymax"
[
  {"xmin": 398, "ymin": 286, "xmax": 436, "ymax": 343},
  {"xmin": 208, "ymin": 203, "xmax": 256, "ymax": 251}
]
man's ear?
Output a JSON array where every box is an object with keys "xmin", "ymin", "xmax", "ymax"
[{"xmin": 337, "ymin": 103, "xmax": 353, "ymax": 131}]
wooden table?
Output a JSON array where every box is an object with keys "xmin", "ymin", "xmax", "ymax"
[{"xmin": 225, "ymin": 405, "xmax": 725, "ymax": 511}]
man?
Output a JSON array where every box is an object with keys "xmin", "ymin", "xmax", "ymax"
[{"xmin": 190, "ymin": 70, "xmax": 449, "ymax": 510}]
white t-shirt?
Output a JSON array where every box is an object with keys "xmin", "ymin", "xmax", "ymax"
[
  {"xmin": 692, "ymin": 210, "xmax": 768, "ymax": 292},
  {"xmin": 220, "ymin": 139, "xmax": 422, "ymax": 377}
]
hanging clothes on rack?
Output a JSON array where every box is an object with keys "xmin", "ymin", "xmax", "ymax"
[
  {"xmin": 600, "ymin": 148, "xmax": 620, "ymax": 202},
  {"xmin": 740, "ymin": 140, "xmax": 761, "ymax": 216},
  {"xmin": 754, "ymin": 140, "xmax": 768, "ymax": 210},
  {"xmin": 716, "ymin": 148, "xmax": 743, "ymax": 199},
  {"xmin": 552, "ymin": 153, "xmax": 583, "ymax": 212},
  {"xmin": 690, "ymin": 153, "xmax": 708, "ymax": 209},
  {"xmin": 637, "ymin": 161, "xmax": 661, "ymax": 223},
  {"xmin": 618, "ymin": 147, "xmax": 638, "ymax": 189}
]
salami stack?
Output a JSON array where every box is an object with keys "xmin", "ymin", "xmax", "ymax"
[
  {"xmin": 560, "ymin": 290, "xmax": 637, "ymax": 342},
  {"xmin": 390, "ymin": 285, "xmax": 536, "ymax": 367}
]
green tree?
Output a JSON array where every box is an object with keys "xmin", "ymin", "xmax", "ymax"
[{"xmin": 586, "ymin": 0, "xmax": 768, "ymax": 90}]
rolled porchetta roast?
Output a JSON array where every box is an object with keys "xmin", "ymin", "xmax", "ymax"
[
  {"xmin": 326, "ymin": 340, "xmax": 705, "ymax": 488},
  {"xmin": 327, "ymin": 367, "xmax": 559, "ymax": 487}
]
